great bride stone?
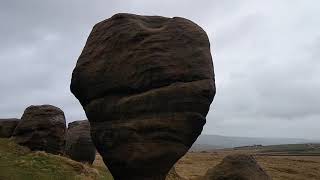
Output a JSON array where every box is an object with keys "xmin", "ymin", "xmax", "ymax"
[{"xmin": 71, "ymin": 13, "xmax": 215, "ymax": 180}]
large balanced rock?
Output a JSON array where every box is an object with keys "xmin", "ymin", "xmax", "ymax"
[
  {"xmin": 71, "ymin": 13, "xmax": 215, "ymax": 180},
  {"xmin": 65, "ymin": 120, "xmax": 96, "ymax": 164},
  {"xmin": 12, "ymin": 105, "xmax": 66, "ymax": 154},
  {"xmin": 0, "ymin": 118, "xmax": 19, "ymax": 138},
  {"xmin": 203, "ymin": 154, "xmax": 272, "ymax": 180}
]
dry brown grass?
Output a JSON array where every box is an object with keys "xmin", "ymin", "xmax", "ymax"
[
  {"xmin": 256, "ymin": 156, "xmax": 320, "ymax": 180},
  {"xmin": 93, "ymin": 150, "xmax": 320, "ymax": 180},
  {"xmin": 175, "ymin": 150, "xmax": 320, "ymax": 180}
]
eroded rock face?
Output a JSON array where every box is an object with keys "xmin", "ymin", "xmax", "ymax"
[
  {"xmin": 71, "ymin": 13, "xmax": 215, "ymax": 180},
  {"xmin": 12, "ymin": 105, "xmax": 66, "ymax": 154},
  {"xmin": 203, "ymin": 154, "xmax": 272, "ymax": 180},
  {"xmin": 0, "ymin": 118, "xmax": 19, "ymax": 138},
  {"xmin": 65, "ymin": 120, "xmax": 96, "ymax": 164}
]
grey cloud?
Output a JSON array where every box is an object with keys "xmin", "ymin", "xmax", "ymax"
[{"xmin": 1, "ymin": 0, "xmax": 319, "ymax": 139}]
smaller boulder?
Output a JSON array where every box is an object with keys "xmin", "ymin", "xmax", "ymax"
[
  {"xmin": 65, "ymin": 120, "xmax": 96, "ymax": 164},
  {"xmin": 203, "ymin": 154, "xmax": 272, "ymax": 180},
  {"xmin": 12, "ymin": 105, "xmax": 66, "ymax": 154},
  {"xmin": 0, "ymin": 118, "xmax": 19, "ymax": 138}
]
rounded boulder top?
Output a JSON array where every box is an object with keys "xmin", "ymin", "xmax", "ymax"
[
  {"xmin": 23, "ymin": 104, "xmax": 65, "ymax": 116},
  {"xmin": 71, "ymin": 13, "xmax": 215, "ymax": 106},
  {"xmin": 67, "ymin": 119, "xmax": 91, "ymax": 129}
]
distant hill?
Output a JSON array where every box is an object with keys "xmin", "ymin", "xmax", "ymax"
[
  {"xmin": 191, "ymin": 134, "xmax": 318, "ymax": 151},
  {"xmin": 236, "ymin": 143, "xmax": 320, "ymax": 156}
]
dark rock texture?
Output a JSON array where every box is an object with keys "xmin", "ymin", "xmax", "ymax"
[
  {"xmin": 0, "ymin": 118, "xmax": 19, "ymax": 138},
  {"xmin": 203, "ymin": 154, "xmax": 272, "ymax": 180},
  {"xmin": 71, "ymin": 13, "xmax": 215, "ymax": 180},
  {"xmin": 12, "ymin": 105, "xmax": 66, "ymax": 154},
  {"xmin": 65, "ymin": 120, "xmax": 96, "ymax": 164}
]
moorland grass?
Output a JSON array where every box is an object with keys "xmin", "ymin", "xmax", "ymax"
[{"xmin": 0, "ymin": 138, "xmax": 113, "ymax": 180}]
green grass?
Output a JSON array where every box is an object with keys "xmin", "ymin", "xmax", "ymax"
[
  {"xmin": 258, "ymin": 143, "xmax": 320, "ymax": 155},
  {"xmin": 0, "ymin": 138, "xmax": 113, "ymax": 180}
]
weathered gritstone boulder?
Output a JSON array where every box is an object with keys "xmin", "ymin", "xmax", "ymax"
[
  {"xmin": 12, "ymin": 105, "xmax": 66, "ymax": 154},
  {"xmin": 203, "ymin": 154, "xmax": 272, "ymax": 180},
  {"xmin": 65, "ymin": 120, "xmax": 96, "ymax": 164},
  {"xmin": 0, "ymin": 118, "xmax": 19, "ymax": 138},
  {"xmin": 71, "ymin": 13, "xmax": 215, "ymax": 180}
]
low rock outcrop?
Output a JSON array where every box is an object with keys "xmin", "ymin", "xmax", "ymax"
[
  {"xmin": 0, "ymin": 118, "xmax": 19, "ymax": 138},
  {"xmin": 12, "ymin": 105, "xmax": 66, "ymax": 154},
  {"xmin": 203, "ymin": 154, "xmax": 272, "ymax": 180},
  {"xmin": 70, "ymin": 13, "xmax": 216, "ymax": 180},
  {"xmin": 65, "ymin": 120, "xmax": 96, "ymax": 164}
]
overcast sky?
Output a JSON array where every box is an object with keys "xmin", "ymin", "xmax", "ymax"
[{"xmin": 1, "ymin": 1, "xmax": 319, "ymax": 139}]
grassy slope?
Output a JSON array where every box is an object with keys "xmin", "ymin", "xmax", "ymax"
[
  {"xmin": 4, "ymin": 137, "xmax": 319, "ymax": 180},
  {"xmin": 0, "ymin": 138, "xmax": 113, "ymax": 180}
]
